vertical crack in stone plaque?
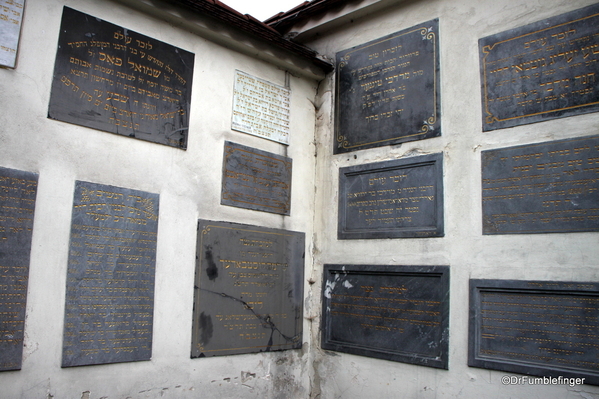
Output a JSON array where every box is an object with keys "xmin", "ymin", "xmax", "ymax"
[
  {"xmin": 191, "ymin": 220, "xmax": 305, "ymax": 358},
  {"xmin": 335, "ymin": 19, "xmax": 440, "ymax": 153},
  {"xmin": 0, "ymin": 0, "xmax": 25, "ymax": 68},
  {"xmin": 232, "ymin": 70, "xmax": 290, "ymax": 145},
  {"xmin": 0, "ymin": 167, "xmax": 38, "ymax": 371},
  {"xmin": 338, "ymin": 153, "xmax": 444, "ymax": 239},
  {"xmin": 48, "ymin": 7, "xmax": 195, "ymax": 149},
  {"xmin": 479, "ymin": 3, "xmax": 599, "ymax": 131},
  {"xmin": 321, "ymin": 264, "xmax": 449, "ymax": 369},
  {"xmin": 482, "ymin": 135, "xmax": 599, "ymax": 234},
  {"xmin": 469, "ymin": 279, "xmax": 599, "ymax": 385},
  {"xmin": 62, "ymin": 181, "xmax": 159, "ymax": 367},
  {"xmin": 221, "ymin": 141, "xmax": 292, "ymax": 215}
]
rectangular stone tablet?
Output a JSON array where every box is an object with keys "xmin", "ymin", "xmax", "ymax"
[
  {"xmin": 191, "ymin": 220, "xmax": 305, "ymax": 358},
  {"xmin": 335, "ymin": 19, "xmax": 440, "ymax": 153},
  {"xmin": 0, "ymin": 166, "xmax": 38, "ymax": 371},
  {"xmin": 232, "ymin": 70, "xmax": 290, "ymax": 145},
  {"xmin": 321, "ymin": 264, "xmax": 449, "ymax": 369},
  {"xmin": 48, "ymin": 6, "xmax": 195, "ymax": 149},
  {"xmin": 62, "ymin": 181, "xmax": 159, "ymax": 367},
  {"xmin": 482, "ymin": 135, "xmax": 599, "ymax": 234},
  {"xmin": 469, "ymin": 279, "xmax": 599, "ymax": 385},
  {"xmin": 480, "ymin": 3, "xmax": 599, "ymax": 131},
  {"xmin": 221, "ymin": 141, "xmax": 292, "ymax": 215},
  {"xmin": 0, "ymin": 0, "xmax": 25, "ymax": 68},
  {"xmin": 338, "ymin": 153, "xmax": 443, "ymax": 239}
]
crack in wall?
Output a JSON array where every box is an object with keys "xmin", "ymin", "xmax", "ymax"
[{"xmin": 201, "ymin": 288, "xmax": 301, "ymax": 349}]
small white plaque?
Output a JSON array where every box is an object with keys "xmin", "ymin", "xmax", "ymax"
[
  {"xmin": 0, "ymin": 0, "xmax": 25, "ymax": 68},
  {"xmin": 232, "ymin": 70, "xmax": 290, "ymax": 145}
]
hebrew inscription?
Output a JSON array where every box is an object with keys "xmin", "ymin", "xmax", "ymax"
[
  {"xmin": 232, "ymin": 70, "xmax": 290, "ymax": 145},
  {"xmin": 480, "ymin": 3, "xmax": 599, "ymax": 131},
  {"xmin": 221, "ymin": 141, "xmax": 292, "ymax": 215},
  {"xmin": 0, "ymin": 0, "xmax": 24, "ymax": 68},
  {"xmin": 62, "ymin": 181, "xmax": 159, "ymax": 367},
  {"xmin": 321, "ymin": 264, "xmax": 449, "ymax": 369},
  {"xmin": 48, "ymin": 7, "xmax": 195, "ymax": 149},
  {"xmin": 469, "ymin": 279, "xmax": 599, "ymax": 385},
  {"xmin": 338, "ymin": 153, "xmax": 443, "ymax": 239},
  {"xmin": 482, "ymin": 135, "xmax": 599, "ymax": 234},
  {"xmin": 0, "ymin": 167, "xmax": 37, "ymax": 371},
  {"xmin": 335, "ymin": 19, "xmax": 440, "ymax": 153},
  {"xmin": 192, "ymin": 220, "xmax": 304, "ymax": 358}
]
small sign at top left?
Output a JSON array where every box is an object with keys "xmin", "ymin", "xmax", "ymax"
[
  {"xmin": 0, "ymin": 0, "xmax": 25, "ymax": 68},
  {"xmin": 48, "ymin": 7, "xmax": 195, "ymax": 149}
]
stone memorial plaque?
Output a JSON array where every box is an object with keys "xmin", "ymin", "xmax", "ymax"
[
  {"xmin": 469, "ymin": 279, "xmax": 599, "ymax": 385},
  {"xmin": 338, "ymin": 153, "xmax": 443, "ymax": 239},
  {"xmin": 48, "ymin": 7, "xmax": 195, "ymax": 149},
  {"xmin": 62, "ymin": 181, "xmax": 159, "ymax": 367},
  {"xmin": 191, "ymin": 220, "xmax": 305, "ymax": 358},
  {"xmin": 0, "ymin": 167, "xmax": 37, "ymax": 371},
  {"xmin": 480, "ymin": 3, "xmax": 599, "ymax": 131},
  {"xmin": 221, "ymin": 141, "xmax": 292, "ymax": 215},
  {"xmin": 335, "ymin": 19, "xmax": 440, "ymax": 153},
  {"xmin": 0, "ymin": 0, "xmax": 25, "ymax": 68},
  {"xmin": 482, "ymin": 135, "xmax": 599, "ymax": 234},
  {"xmin": 232, "ymin": 70, "xmax": 290, "ymax": 145},
  {"xmin": 321, "ymin": 264, "xmax": 449, "ymax": 369}
]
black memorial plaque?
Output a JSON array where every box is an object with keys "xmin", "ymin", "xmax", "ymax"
[
  {"xmin": 469, "ymin": 279, "xmax": 599, "ymax": 385},
  {"xmin": 191, "ymin": 220, "xmax": 305, "ymax": 358},
  {"xmin": 221, "ymin": 141, "xmax": 292, "ymax": 215},
  {"xmin": 482, "ymin": 135, "xmax": 599, "ymax": 234},
  {"xmin": 335, "ymin": 19, "xmax": 440, "ymax": 153},
  {"xmin": 339, "ymin": 153, "xmax": 443, "ymax": 239},
  {"xmin": 480, "ymin": 3, "xmax": 599, "ymax": 131},
  {"xmin": 62, "ymin": 181, "xmax": 159, "ymax": 367},
  {"xmin": 321, "ymin": 264, "xmax": 449, "ymax": 369},
  {"xmin": 48, "ymin": 7, "xmax": 195, "ymax": 149},
  {"xmin": 0, "ymin": 167, "xmax": 38, "ymax": 371}
]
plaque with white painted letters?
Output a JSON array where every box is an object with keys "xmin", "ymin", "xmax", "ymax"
[
  {"xmin": 0, "ymin": 0, "xmax": 25, "ymax": 68},
  {"xmin": 232, "ymin": 70, "xmax": 290, "ymax": 145}
]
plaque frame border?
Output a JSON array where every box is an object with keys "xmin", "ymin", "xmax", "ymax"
[
  {"xmin": 481, "ymin": 134, "xmax": 599, "ymax": 235},
  {"xmin": 479, "ymin": 3, "xmax": 599, "ymax": 132},
  {"xmin": 338, "ymin": 153, "xmax": 444, "ymax": 239},
  {"xmin": 468, "ymin": 279, "xmax": 599, "ymax": 386},
  {"xmin": 321, "ymin": 264, "xmax": 450, "ymax": 369},
  {"xmin": 334, "ymin": 19, "xmax": 441, "ymax": 154}
]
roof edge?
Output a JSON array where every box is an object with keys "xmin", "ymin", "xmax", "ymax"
[{"xmin": 167, "ymin": 0, "xmax": 333, "ymax": 73}]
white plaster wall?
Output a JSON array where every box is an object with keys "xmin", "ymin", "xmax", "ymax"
[
  {"xmin": 0, "ymin": 0, "xmax": 319, "ymax": 398},
  {"xmin": 304, "ymin": 0, "xmax": 599, "ymax": 398}
]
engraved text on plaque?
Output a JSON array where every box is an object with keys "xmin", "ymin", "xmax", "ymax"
[
  {"xmin": 0, "ymin": 167, "xmax": 37, "ymax": 371},
  {"xmin": 62, "ymin": 181, "xmax": 159, "ymax": 367},
  {"xmin": 480, "ymin": 3, "xmax": 599, "ymax": 131},
  {"xmin": 48, "ymin": 7, "xmax": 195, "ymax": 149},
  {"xmin": 322, "ymin": 264, "xmax": 449, "ymax": 369},
  {"xmin": 192, "ymin": 220, "xmax": 304, "ymax": 358},
  {"xmin": 335, "ymin": 19, "xmax": 440, "ymax": 153},
  {"xmin": 482, "ymin": 135, "xmax": 599, "ymax": 234},
  {"xmin": 469, "ymin": 279, "xmax": 599, "ymax": 385}
]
